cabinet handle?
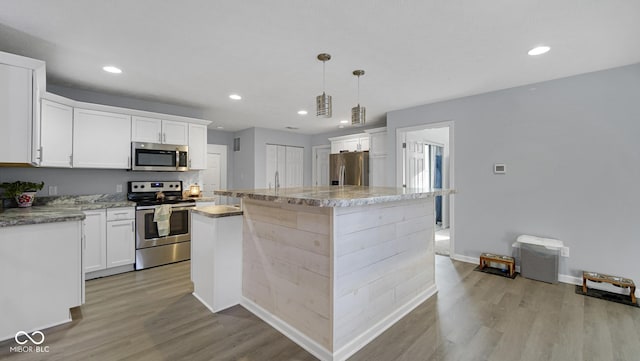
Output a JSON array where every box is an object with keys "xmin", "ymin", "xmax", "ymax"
[
  {"xmin": 69, "ymin": 154, "xmax": 73, "ymax": 166},
  {"xmin": 189, "ymin": 159, "xmax": 192, "ymax": 168},
  {"xmin": 132, "ymin": 221, "xmax": 135, "ymax": 233},
  {"xmin": 38, "ymin": 147, "xmax": 43, "ymax": 162},
  {"xmin": 163, "ymin": 133, "xmax": 166, "ymax": 143},
  {"xmin": 127, "ymin": 156, "xmax": 131, "ymax": 169},
  {"xmin": 159, "ymin": 132, "xmax": 162, "ymax": 143}
]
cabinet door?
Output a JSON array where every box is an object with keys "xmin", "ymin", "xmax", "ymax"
[
  {"xmin": 285, "ymin": 146, "xmax": 304, "ymax": 187},
  {"xmin": 73, "ymin": 108, "xmax": 131, "ymax": 168},
  {"xmin": 331, "ymin": 140, "xmax": 344, "ymax": 154},
  {"xmin": 131, "ymin": 116, "xmax": 162, "ymax": 143},
  {"xmin": 0, "ymin": 63, "xmax": 32, "ymax": 164},
  {"xmin": 83, "ymin": 210, "xmax": 107, "ymax": 273},
  {"xmin": 40, "ymin": 99, "xmax": 73, "ymax": 167},
  {"xmin": 188, "ymin": 123, "xmax": 207, "ymax": 170},
  {"xmin": 106, "ymin": 219, "xmax": 135, "ymax": 268},
  {"xmin": 369, "ymin": 132, "xmax": 387, "ymax": 156},
  {"xmin": 359, "ymin": 136, "xmax": 370, "ymax": 151},
  {"xmin": 162, "ymin": 120, "xmax": 189, "ymax": 145},
  {"xmin": 344, "ymin": 138, "xmax": 359, "ymax": 152}
]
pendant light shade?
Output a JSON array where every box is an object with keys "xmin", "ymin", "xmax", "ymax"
[
  {"xmin": 351, "ymin": 70, "xmax": 366, "ymax": 126},
  {"xmin": 316, "ymin": 53, "xmax": 332, "ymax": 118}
]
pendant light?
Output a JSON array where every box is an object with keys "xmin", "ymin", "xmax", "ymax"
[
  {"xmin": 316, "ymin": 53, "xmax": 332, "ymax": 118},
  {"xmin": 351, "ymin": 70, "xmax": 366, "ymax": 126}
]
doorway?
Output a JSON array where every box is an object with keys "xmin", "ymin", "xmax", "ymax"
[
  {"xmin": 397, "ymin": 122, "xmax": 454, "ymax": 257},
  {"xmin": 312, "ymin": 145, "xmax": 331, "ymax": 186},
  {"xmin": 202, "ymin": 144, "xmax": 228, "ymax": 204}
]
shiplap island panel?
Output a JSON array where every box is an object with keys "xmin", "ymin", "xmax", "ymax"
[{"xmin": 214, "ymin": 186, "xmax": 452, "ymax": 361}]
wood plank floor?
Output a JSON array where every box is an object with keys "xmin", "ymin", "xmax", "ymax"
[{"xmin": 1, "ymin": 256, "xmax": 639, "ymax": 361}]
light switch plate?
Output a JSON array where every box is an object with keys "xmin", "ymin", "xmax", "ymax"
[
  {"xmin": 494, "ymin": 163, "xmax": 506, "ymax": 174},
  {"xmin": 561, "ymin": 246, "xmax": 570, "ymax": 257},
  {"xmin": 116, "ymin": 184, "xmax": 123, "ymax": 193},
  {"xmin": 48, "ymin": 185, "xmax": 58, "ymax": 196}
]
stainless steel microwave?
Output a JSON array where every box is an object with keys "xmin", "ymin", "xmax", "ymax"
[{"xmin": 131, "ymin": 142, "xmax": 189, "ymax": 171}]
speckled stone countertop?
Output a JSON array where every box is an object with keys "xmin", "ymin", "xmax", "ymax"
[
  {"xmin": 0, "ymin": 194, "xmax": 135, "ymax": 227},
  {"xmin": 192, "ymin": 205, "xmax": 243, "ymax": 218},
  {"xmin": 0, "ymin": 207, "xmax": 86, "ymax": 228},
  {"xmin": 214, "ymin": 186, "xmax": 454, "ymax": 207}
]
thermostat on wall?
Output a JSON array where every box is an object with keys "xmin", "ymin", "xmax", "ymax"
[{"xmin": 494, "ymin": 163, "xmax": 506, "ymax": 174}]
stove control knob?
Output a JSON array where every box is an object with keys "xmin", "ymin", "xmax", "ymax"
[
  {"xmin": 141, "ymin": 185, "xmax": 145, "ymax": 189},
  {"xmin": 133, "ymin": 185, "xmax": 138, "ymax": 189}
]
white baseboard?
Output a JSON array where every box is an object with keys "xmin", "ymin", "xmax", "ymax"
[
  {"xmin": 192, "ymin": 292, "xmax": 215, "ymax": 314},
  {"xmin": 240, "ymin": 297, "xmax": 333, "ymax": 361},
  {"xmin": 333, "ymin": 284, "xmax": 438, "ymax": 361},
  {"xmin": 1, "ymin": 317, "xmax": 72, "ymax": 342},
  {"xmin": 85, "ymin": 264, "xmax": 134, "ymax": 280},
  {"xmin": 451, "ymin": 253, "xmax": 478, "ymax": 264},
  {"xmin": 241, "ymin": 284, "xmax": 438, "ymax": 361}
]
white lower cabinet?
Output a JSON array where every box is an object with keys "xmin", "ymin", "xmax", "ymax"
[
  {"xmin": 83, "ymin": 210, "xmax": 107, "ymax": 273},
  {"xmin": 84, "ymin": 207, "xmax": 135, "ymax": 277}
]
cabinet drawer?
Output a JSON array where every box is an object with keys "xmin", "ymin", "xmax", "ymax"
[{"xmin": 106, "ymin": 207, "xmax": 135, "ymax": 221}]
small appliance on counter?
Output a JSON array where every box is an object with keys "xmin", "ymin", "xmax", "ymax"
[{"xmin": 128, "ymin": 181, "xmax": 196, "ymax": 270}]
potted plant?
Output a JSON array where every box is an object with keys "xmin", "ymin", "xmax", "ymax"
[{"xmin": 0, "ymin": 181, "xmax": 45, "ymax": 208}]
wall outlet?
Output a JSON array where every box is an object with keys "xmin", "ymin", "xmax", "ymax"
[
  {"xmin": 48, "ymin": 185, "xmax": 58, "ymax": 196},
  {"xmin": 116, "ymin": 184, "xmax": 123, "ymax": 193},
  {"xmin": 561, "ymin": 246, "xmax": 570, "ymax": 257}
]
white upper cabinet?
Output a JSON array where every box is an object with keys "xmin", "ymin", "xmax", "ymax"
[
  {"xmin": 329, "ymin": 133, "xmax": 370, "ymax": 153},
  {"xmin": 162, "ymin": 120, "xmax": 189, "ymax": 145},
  {"xmin": 132, "ymin": 116, "xmax": 188, "ymax": 145},
  {"xmin": 131, "ymin": 116, "xmax": 162, "ymax": 143},
  {"xmin": 73, "ymin": 108, "xmax": 131, "ymax": 169},
  {"xmin": 188, "ymin": 123, "xmax": 207, "ymax": 170},
  {"xmin": 0, "ymin": 62, "xmax": 35, "ymax": 164},
  {"xmin": 39, "ymin": 99, "xmax": 73, "ymax": 167}
]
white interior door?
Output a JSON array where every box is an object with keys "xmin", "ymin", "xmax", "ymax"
[
  {"xmin": 313, "ymin": 146, "xmax": 331, "ymax": 186},
  {"xmin": 285, "ymin": 146, "xmax": 304, "ymax": 187},
  {"xmin": 405, "ymin": 140, "xmax": 425, "ymax": 190},
  {"xmin": 203, "ymin": 144, "xmax": 227, "ymax": 204}
]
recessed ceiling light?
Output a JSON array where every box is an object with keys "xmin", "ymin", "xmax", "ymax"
[
  {"xmin": 297, "ymin": 110, "xmax": 308, "ymax": 115},
  {"xmin": 229, "ymin": 94, "xmax": 242, "ymax": 100},
  {"xmin": 528, "ymin": 46, "xmax": 551, "ymax": 56},
  {"xmin": 285, "ymin": 126, "xmax": 299, "ymax": 130},
  {"xmin": 103, "ymin": 65, "xmax": 122, "ymax": 74},
  {"xmin": 216, "ymin": 126, "xmax": 224, "ymax": 129},
  {"xmin": 338, "ymin": 125, "xmax": 345, "ymax": 129},
  {"xmin": 339, "ymin": 119, "xmax": 349, "ymax": 124}
]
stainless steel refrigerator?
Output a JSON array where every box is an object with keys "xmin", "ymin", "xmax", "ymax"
[{"xmin": 330, "ymin": 151, "xmax": 369, "ymax": 186}]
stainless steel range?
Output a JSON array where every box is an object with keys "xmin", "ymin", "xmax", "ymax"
[{"xmin": 128, "ymin": 181, "xmax": 195, "ymax": 270}]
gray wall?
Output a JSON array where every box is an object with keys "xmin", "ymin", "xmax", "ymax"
[
  {"xmin": 387, "ymin": 63, "xmax": 640, "ymax": 281},
  {"xmin": 0, "ymin": 168, "xmax": 201, "ymax": 197},
  {"xmin": 48, "ymin": 84, "xmax": 206, "ymax": 119},
  {"xmin": 232, "ymin": 128, "xmax": 256, "ymax": 189}
]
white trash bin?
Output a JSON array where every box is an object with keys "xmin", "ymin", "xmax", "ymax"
[{"xmin": 512, "ymin": 235, "xmax": 563, "ymax": 284}]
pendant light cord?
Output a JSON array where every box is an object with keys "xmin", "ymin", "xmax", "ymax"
[
  {"xmin": 357, "ymin": 74, "xmax": 360, "ymax": 106},
  {"xmin": 323, "ymin": 61, "xmax": 326, "ymax": 94}
]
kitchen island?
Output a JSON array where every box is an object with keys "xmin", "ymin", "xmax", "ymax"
[{"xmin": 214, "ymin": 186, "xmax": 453, "ymax": 361}]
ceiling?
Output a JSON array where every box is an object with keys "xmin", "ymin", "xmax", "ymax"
[{"xmin": 1, "ymin": 1, "xmax": 639, "ymax": 135}]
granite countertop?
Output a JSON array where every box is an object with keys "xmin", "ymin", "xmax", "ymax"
[
  {"xmin": 0, "ymin": 207, "xmax": 86, "ymax": 228},
  {"xmin": 192, "ymin": 205, "xmax": 243, "ymax": 218},
  {"xmin": 214, "ymin": 186, "xmax": 454, "ymax": 207},
  {"xmin": 0, "ymin": 194, "xmax": 136, "ymax": 228}
]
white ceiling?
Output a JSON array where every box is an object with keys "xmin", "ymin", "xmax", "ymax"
[{"xmin": 1, "ymin": 1, "xmax": 639, "ymax": 135}]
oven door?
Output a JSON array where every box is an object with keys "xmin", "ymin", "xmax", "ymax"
[{"xmin": 136, "ymin": 206, "xmax": 192, "ymax": 249}]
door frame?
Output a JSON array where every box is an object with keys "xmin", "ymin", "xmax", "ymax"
[
  {"xmin": 312, "ymin": 145, "xmax": 331, "ymax": 186},
  {"xmin": 396, "ymin": 121, "xmax": 455, "ymax": 255},
  {"xmin": 205, "ymin": 144, "xmax": 228, "ymax": 200}
]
